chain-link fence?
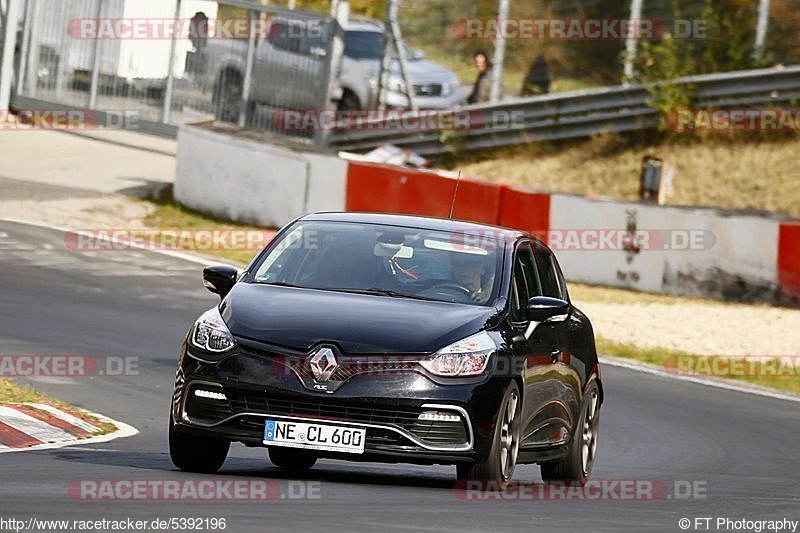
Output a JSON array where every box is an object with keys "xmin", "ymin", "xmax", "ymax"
[
  {"xmin": 12, "ymin": 0, "xmax": 342, "ymax": 141},
  {"xmin": 398, "ymin": 0, "xmax": 800, "ymax": 100}
]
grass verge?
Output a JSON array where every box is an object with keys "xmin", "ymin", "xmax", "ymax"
[
  {"xmin": 445, "ymin": 130, "xmax": 800, "ymax": 218},
  {"xmin": 1, "ymin": 380, "xmax": 117, "ymax": 436},
  {"xmin": 596, "ymin": 337, "xmax": 800, "ymax": 395},
  {"xmin": 142, "ymin": 199, "xmax": 269, "ymax": 265}
]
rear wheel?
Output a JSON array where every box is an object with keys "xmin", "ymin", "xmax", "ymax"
[
  {"xmin": 268, "ymin": 447, "xmax": 317, "ymax": 473},
  {"xmin": 456, "ymin": 382, "xmax": 520, "ymax": 489},
  {"xmin": 169, "ymin": 415, "xmax": 230, "ymax": 474},
  {"xmin": 213, "ymin": 70, "xmax": 244, "ymax": 124},
  {"xmin": 540, "ymin": 382, "xmax": 600, "ymax": 486}
]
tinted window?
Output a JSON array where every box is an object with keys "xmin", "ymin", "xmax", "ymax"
[
  {"xmin": 270, "ymin": 21, "xmax": 324, "ymax": 55},
  {"xmin": 511, "ymin": 243, "xmax": 541, "ymax": 320},
  {"xmin": 252, "ymin": 221, "xmax": 504, "ymax": 306},
  {"xmin": 534, "ymin": 249, "xmax": 565, "ymax": 299},
  {"xmin": 344, "ymin": 31, "xmax": 384, "ymax": 59}
]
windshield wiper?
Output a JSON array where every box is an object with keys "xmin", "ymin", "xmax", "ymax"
[
  {"xmin": 256, "ymin": 281, "xmax": 302, "ymax": 288},
  {"xmin": 326, "ymin": 287, "xmax": 436, "ymax": 301}
]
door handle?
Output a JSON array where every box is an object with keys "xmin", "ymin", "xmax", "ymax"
[{"xmin": 550, "ymin": 349, "xmax": 561, "ymax": 363}]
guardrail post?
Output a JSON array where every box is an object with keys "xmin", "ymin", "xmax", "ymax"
[
  {"xmin": 387, "ymin": 0, "xmax": 416, "ymax": 111},
  {"xmin": 490, "ymin": 0, "xmax": 509, "ymax": 102},
  {"xmin": 15, "ymin": 0, "xmax": 33, "ymax": 96},
  {"xmin": 314, "ymin": 1, "xmax": 348, "ymax": 147},
  {"xmin": 0, "ymin": 0, "xmax": 21, "ymax": 111},
  {"xmin": 162, "ymin": 0, "xmax": 182, "ymax": 124},
  {"xmin": 238, "ymin": 8, "xmax": 257, "ymax": 128},
  {"xmin": 754, "ymin": 0, "xmax": 770, "ymax": 62},
  {"xmin": 623, "ymin": 0, "xmax": 643, "ymax": 82},
  {"xmin": 88, "ymin": 0, "xmax": 104, "ymax": 109}
]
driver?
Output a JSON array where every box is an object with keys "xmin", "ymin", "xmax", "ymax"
[{"xmin": 450, "ymin": 252, "xmax": 492, "ymax": 304}]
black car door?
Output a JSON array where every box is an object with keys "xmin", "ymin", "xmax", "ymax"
[{"xmin": 509, "ymin": 241, "xmax": 578, "ymax": 450}]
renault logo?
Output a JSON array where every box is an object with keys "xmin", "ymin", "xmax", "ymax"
[{"xmin": 309, "ymin": 347, "xmax": 338, "ymax": 382}]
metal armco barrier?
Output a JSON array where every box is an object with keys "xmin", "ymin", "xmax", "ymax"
[{"xmin": 330, "ymin": 65, "xmax": 800, "ymax": 155}]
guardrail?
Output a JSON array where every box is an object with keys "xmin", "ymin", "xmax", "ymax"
[{"xmin": 329, "ymin": 65, "xmax": 800, "ymax": 156}]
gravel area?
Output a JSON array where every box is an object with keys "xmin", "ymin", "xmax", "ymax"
[{"xmin": 579, "ymin": 299, "xmax": 800, "ymax": 356}]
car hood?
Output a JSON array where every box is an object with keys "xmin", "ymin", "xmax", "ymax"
[
  {"xmin": 355, "ymin": 58, "xmax": 457, "ymax": 85},
  {"xmin": 220, "ymin": 283, "xmax": 500, "ymax": 354}
]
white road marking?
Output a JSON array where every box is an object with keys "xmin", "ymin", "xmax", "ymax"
[
  {"xmin": 0, "ymin": 408, "xmax": 138, "ymax": 454},
  {"xmin": 29, "ymin": 403, "xmax": 99, "ymax": 433},
  {"xmin": 601, "ymin": 355, "xmax": 800, "ymax": 404},
  {"xmin": 0, "ymin": 216, "xmax": 243, "ymax": 268},
  {"xmin": 0, "ymin": 406, "xmax": 75, "ymax": 442}
]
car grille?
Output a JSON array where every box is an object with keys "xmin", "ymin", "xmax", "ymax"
[
  {"xmin": 227, "ymin": 391, "xmax": 423, "ymax": 427},
  {"xmin": 413, "ymin": 83, "xmax": 443, "ymax": 97},
  {"xmin": 183, "ymin": 384, "xmax": 469, "ymax": 449}
]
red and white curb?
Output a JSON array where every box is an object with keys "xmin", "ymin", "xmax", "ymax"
[{"xmin": 0, "ymin": 402, "xmax": 137, "ymax": 453}]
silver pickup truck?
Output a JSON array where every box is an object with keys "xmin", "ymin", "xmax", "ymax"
[{"xmin": 188, "ymin": 17, "xmax": 462, "ymax": 123}]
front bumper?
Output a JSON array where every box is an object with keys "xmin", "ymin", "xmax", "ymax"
[{"xmin": 172, "ymin": 342, "xmax": 508, "ymax": 465}]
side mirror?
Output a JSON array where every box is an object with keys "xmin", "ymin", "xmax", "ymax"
[
  {"xmin": 203, "ymin": 265, "xmax": 238, "ymax": 297},
  {"xmin": 527, "ymin": 296, "xmax": 569, "ymax": 323},
  {"xmin": 412, "ymin": 49, "xmax": 425, "ymax": 60}
]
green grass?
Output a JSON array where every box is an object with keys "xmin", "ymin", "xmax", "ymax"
[
  {"xmin": 0, "ymin": 380, "xmax": 41, "ymax": 403},
  {"xmin": 1, "ymin": 380, "xmax": 117, "ymax": 436},
  {"xmin": 142, "ymin": 200, "xmax": 270, "ymax": 266},
  {"xmin": 596, "ymin": 338, "xmax": 800, "ymax": 395},
  {"xmin": 446, "ymin": 130, "xmax": 800, "ymax": 218},
  {"xmin": 417, "ymin": 45, "xmax": 598, "ymax": 98}
]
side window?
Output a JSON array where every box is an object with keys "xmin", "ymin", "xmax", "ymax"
[
  {"xmin": 534, "ymin": 248, "xmax": 565, "ymax": 299},
  {"xmin": 511, "ymin": 243, "xmax": 542, "ymax": 321},
  {"xmin": 271, "ymin": 22, "xmax": 303, "ymax": 54}
]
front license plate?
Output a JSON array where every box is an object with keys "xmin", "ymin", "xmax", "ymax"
[{"xmin": 263, "ymin": 420, "xmax": 366, "ymax": 454}]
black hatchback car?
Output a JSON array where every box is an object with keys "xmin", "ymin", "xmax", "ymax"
[{"xmin": 170, "ymin": 212, "xmax": 602, "ymax": 486}]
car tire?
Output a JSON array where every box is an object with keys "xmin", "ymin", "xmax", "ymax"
[
  {"xmin": 169, "ymin": 415, "xmax": 230, "ymax": 474},
  {"xmin": 456, "ymin": 381, "xmax": 521, "ymax": 489},
  {"xmin": 213, "ymin": 70, "xmax": 244, "ymax": 124},
  {"xmin": 540, "ymin": 382, "xmax": 600, "ymax": 486},
  {"xmin": 268, "ymin": 447, "xmax": 317, "ymax": 472}
]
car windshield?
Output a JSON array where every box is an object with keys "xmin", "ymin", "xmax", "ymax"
[
  {"xmin": 344, "ymin": 31, "xmax": 415, "ymax": 61},
  {"xmin": 251, "ymin": 221, "xmax": 505, "ymax": 306}
]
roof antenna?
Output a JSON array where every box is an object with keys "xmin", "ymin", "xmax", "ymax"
[{"xmin": 449, "ymin": 170, "xmax": 462, "ymax": 221}]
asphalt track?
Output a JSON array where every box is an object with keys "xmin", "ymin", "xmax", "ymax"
[{"xmin": 1, "ymin": 219, "xmax": 798, "ymax": 532}]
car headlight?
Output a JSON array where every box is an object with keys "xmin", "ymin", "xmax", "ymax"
[
  {"xmin": 420, "ymin": 331, "xmax": 495, "ymax": 377},
  {"xmin": 189, "ymin": 307, "xmax": 236, "ymax": 353},
  {"xmin": 388, "ymin": 77, "xmax": 406, "ymax": 94}
]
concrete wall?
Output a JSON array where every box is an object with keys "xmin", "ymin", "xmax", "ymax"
[
  {"xmin": 549, "ymin": 195, "xmax": 780, "ymax": 302},
  {"xmin": 175, "ymin": 125, "xmax": 346, "ymax": 228},
  {"xmin": 174, "ymin": 125, "xmax": 799, "ymax": 306}
]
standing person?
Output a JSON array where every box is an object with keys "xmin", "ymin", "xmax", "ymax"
[
  {"xmin": 466, "ymin": 51, "xmax": 493, "ymax": 104},
  {"xmin": 521, "ymin": 53, "xmax": 550, "ymax": 96},
  {"xmin": 189, "ymin": 12, "xmax": 209, "ymax": 52}
]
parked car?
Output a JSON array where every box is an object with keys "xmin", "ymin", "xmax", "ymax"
[
  {"xmin": 169, "ymin": 212, "xmax": 603, "ymax": 488},
  {"xmin": 192, "ymin": 17, "xmax": 462, "ymax": 123}
]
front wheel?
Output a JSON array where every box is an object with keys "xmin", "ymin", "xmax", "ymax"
[
  {"xmin": 540, "ymin": 382, "xmax": 600, "ymax": 486},
  {"xmin": 169, "ymin": 415, "xmax": 230, "ymax": 474},
  {"xmin": 456, "ymin": 381, "xmax": 521, "ymax": 489},
  {"xmin": 213, "ymin": 70, "xmax": 244, "ymax": 124}
]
